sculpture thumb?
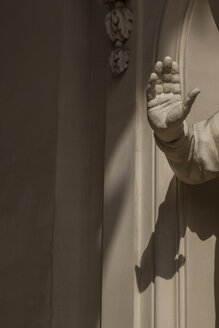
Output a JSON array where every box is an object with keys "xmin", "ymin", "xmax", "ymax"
[{"xmin": 182, "ymin": 88, "xmax": 200, "ymax": 118}]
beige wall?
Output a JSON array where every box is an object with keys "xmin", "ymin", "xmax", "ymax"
[
  {"xmin": 0, "ymin": 0, "xmax": 107, "ymax": 327},
  {"xmin": 51, "ymin": 1, "xmax": 107, "ymax": 328},
  {"xmin": 1, "ymin": 1, "xmax": 219, "ymax": 328},
  {"xmin": 0, "ymin": 1, "xmax": 63, "ymax": 327}
]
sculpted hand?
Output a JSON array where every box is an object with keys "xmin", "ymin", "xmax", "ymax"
[{"xmin": 147, "ymin": 57, "xmax": 200, "ymax": 143}]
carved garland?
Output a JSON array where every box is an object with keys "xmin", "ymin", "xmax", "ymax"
[{"xmin": 99, "ymin": 0, "xmax": 133, "ymax": 77}]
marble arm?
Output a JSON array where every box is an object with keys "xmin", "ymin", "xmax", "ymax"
[
  {"xmin": 155, "ymin": 114, "xmax": 219, "ymax": 184},
  {"xmin": 147, "ymin": 57, "xmax": 219, "ymax": 185}
]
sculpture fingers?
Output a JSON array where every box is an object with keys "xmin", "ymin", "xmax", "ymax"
[
  {"xmin": 163, "ymin": 56, "xmax": 172, "ymax": 74},
  {"xmin": 149, "ymin": 72, "xmax": 158, "ymax": 86},
  {"xmin": 154, "ymin": 61, "xmax": 163, "ymax": 95},
  {"xmin": 172, "ymin": 61, "xmax": 180, "ymax": 79},
  {"xmin": 146, "ymin": 72, "xmax": 158, "ymax": 103},
  {"xmin": 172, "ymin": 61, "xmax": 181, "ymax": 94},
  {"xmin": 162, "ymin": 57, "xmax": 181, "ymax": 94},
  {"xmin": 146, "ymin": 84, "xmax": 156, "ymax": 102},
  {"xmin": 154, "ymin": 61, "xmax": 163, "ymax": 77},
  {"xmin": 182, "ymin": 88, "xmax": 200, "ymax": 118},
  {"xmin": 162, "ymin": 56, "xmax": 173, "ymax": 93}
]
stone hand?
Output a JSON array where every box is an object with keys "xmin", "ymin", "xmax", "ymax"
[{"xmin": 146, "ymin": 57, "xmax": 200, "ymax": 143}]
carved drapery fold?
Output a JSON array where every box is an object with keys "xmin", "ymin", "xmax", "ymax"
[{"xmin": 99, "ymin": 0, "xmax": 133, "ymax": 77}]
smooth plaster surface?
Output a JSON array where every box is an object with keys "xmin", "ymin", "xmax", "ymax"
[
  {"xmin": 0, "ymin": 1, "xmax": 107, "ymax": 327},
  {"xmin": 51, "ymin": 1, "xmax": 107, "ymax": 328},
  {"xmin": 2, "ymin": 0, "xmax": 219, "ymax": 327},
  {"xmin": 0, "ymin": 0, "xmax": 63, "ymax": 327}
]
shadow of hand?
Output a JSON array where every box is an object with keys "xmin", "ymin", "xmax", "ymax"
[{"xmin": 135, "ymin": 253, "xmax": 186, "ymax": 293}]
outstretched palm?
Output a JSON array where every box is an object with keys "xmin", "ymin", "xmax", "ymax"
[{"xmin": 147, "ymin": 57, "xmax": 200, "ymax": 142}]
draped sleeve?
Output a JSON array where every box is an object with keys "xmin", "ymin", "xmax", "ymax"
[{"xmin": 154, "ymin": 112, "xmax": 219, "ymax": 184}]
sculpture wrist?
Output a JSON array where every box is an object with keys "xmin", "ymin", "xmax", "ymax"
[
  {"xmin": 154, "ymin": 121, "xmax": 186, "ymax": 144},
  {"xmin": 154, "ymin": 121, "xmax": 190, "ymax": 153}
]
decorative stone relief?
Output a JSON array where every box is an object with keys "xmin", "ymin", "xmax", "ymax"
[
  {"xmin": 99, "ymin": 0, "xmax": 133, "ymax": 77},
  {"xmin": 105, "ymin": 5, "xmax": 133, "ymax": 43},
  {"xmin": 109, "ymin": 47, "xmax": 129, "ymax": 76}
]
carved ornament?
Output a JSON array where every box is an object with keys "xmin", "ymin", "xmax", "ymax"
[
  {"xmin": 105, "ymin": 5, "xmax": 133, "ymax": 43},
  {"xmin": 109, "ymin": 47, "xmax": 129, "ymax": 76},
  {"xmin": 99, "ymin": 0, "xmax": 133, "ymax": 77}
]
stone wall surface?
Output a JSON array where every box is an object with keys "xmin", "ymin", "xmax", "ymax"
[
  {"xmin": 1, "ymin": 0, "xmax": 219, "ymax": 327},
  {"xmin": 0, "ymin": 0, "xmax": 107, "ymax": 327},
  {"xmin": 0, "ymin": 0, "xmax": 63, "ymax": 327}
]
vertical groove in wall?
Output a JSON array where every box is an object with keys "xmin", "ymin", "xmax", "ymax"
[
  {"xmin": 178, "ymin": 0, "xmax": 198, "ymax": 99},
  {"xmin": 176, "ymin": 1, "xmax": 198, "ymax": 327},
  {"xmin": 49, "ymin": 1, "xmax": 65, "ymax": 327},
  {"xmin": 176, "ymin": 180, "xmax": 187, "ymax": 328},
  {"xmin": 175, "ymin": 4, "xmax": 188, "ymax": 327},
  {"xmin": 88, "ymin": 2, "xmax": 107, "ymax": 327},
  {"xmin": 134, "ymin": 0, "xmax": 144, "ymax": 327},
  {"xmin": 153, "ymin": 4, "xmax": 169, "ymax": 328},
  {"xmin": 176, "ymin": 179, "xmax": 179, "ymax": 328},
  {"xmin": 152, "ymin": 1, "xmax": 198, "ymax": 327},
  {"xmin": 151, "ymin": 135, "xmax": 156, "ymax": 328}
]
